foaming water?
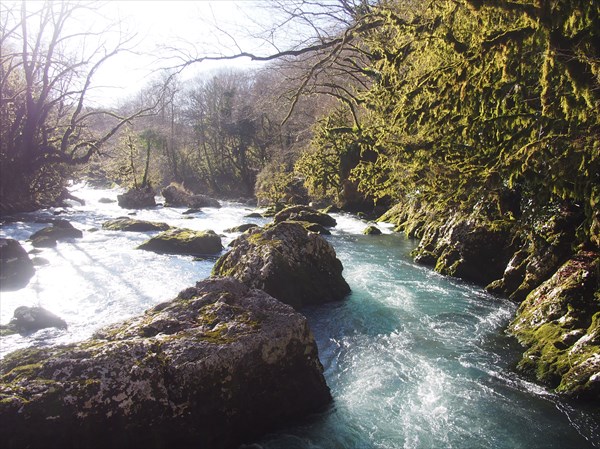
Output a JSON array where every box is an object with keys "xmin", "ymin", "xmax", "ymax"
[{"xmin": 1, "ymin": 186, "xmax": 598, "ymax": 448}]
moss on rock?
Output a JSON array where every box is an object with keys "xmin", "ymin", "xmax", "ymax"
[
  {"xmin": 102, "ymin": 218, "xmax": 171, "ymax": 232},
  {"xmin": 508, "ymin": 251, "xmax": 600, "ymax": 400},
  {"xmin": 273, "ymin": 205, "xmax": 337, "ymax": 228},
  {"xmin": 212, "ymin": 221, "xmax": 350, "ymax": 309},
  {"xmin": 137, "ymin": 228, "xmax": 222, "ymax": 256}
]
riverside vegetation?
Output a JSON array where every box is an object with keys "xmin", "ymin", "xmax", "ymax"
[{"xmin": 0, "ymin": 0, "xmax": 598, "ymax": 447}]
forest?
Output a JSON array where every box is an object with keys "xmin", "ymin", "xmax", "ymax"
[{"xmin": 1, "ymin": 0, "xmax": 598, "ymax": 248}]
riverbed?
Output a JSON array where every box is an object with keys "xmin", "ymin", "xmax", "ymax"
[{"xmin": 1, "ymin": 184, "xmax": 598, "ymax": 449}]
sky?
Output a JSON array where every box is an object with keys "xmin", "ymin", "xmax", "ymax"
[
  {"xmin": 84, "ymin": 1, "xmax": 272, "ymax": 106},
  {"xmin": 3, "ymin": 0, "xmax": 334, "ymax": 107}
]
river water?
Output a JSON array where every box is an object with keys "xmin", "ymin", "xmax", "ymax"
[{"xmin": 0, "ymin": 184, "xmax": 598, "ymax": 449}]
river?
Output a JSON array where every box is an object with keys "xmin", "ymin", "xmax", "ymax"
[{"xmin": 0, "ymin": 184, "xmax": 598, "ymax": 449}]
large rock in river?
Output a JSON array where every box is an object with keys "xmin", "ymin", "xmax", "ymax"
[
  {"xmin": 138, "ymin": 228, "xmax": 222, "ymax": 256},
  {"xmin": 0, "ymin": 277, "xmax": 331, "ymax": 449},
  {"xmin": 0, "ymin": 238, "xmax": 35, "ymax": 291},
  {"xmin": 508, "ymin": 251, "xmax": 600, "ymax": 401},
  {"xmin": 102, "ymin": 217, "xmax": 170, "ymax": 232},
  {"xmin": 30, "ymin": 220, "xmax": 83, "ymax": 248},
  {"xmin": 274, "ymin": 205, "xmax": 336, "ymax": 228},
  {"xmin": 162, "ymin": 184, "xmax": 221, "ymax": 208},
  {"xmin": 117, "ymin": 186, "xmax": 157, "ymax": 209},
  {"xmin": 212, "ymin": 221, "xmax": 350, "ymax": 309},
  {"xmin": 0, "ymin": 306, "xmax": 67, "ymax": 336}
]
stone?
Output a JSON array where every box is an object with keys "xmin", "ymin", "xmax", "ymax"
[
  {"xmin": 0, "ymin": 238, "xmax": 35, "ymax": 291},
  {"xmin": 411, "ymin": 217, "xmax": 517, "ymax": 286},
  {"xmin": 30, "ymin": 220, "xmax": 83, "ymax": 248},
  {"xmin": 212, "ymin": 221, "xmax": 350, "ymax": 309},
  {"xmin": 508, "ymin": 251, "xmax": 600, "ymax": 401},
  {"xmin": 0, "ymin": 306, "xmax": 67, "ymax": 336},
  {"xmin": 224, "ymin": 223, "xmax": 259, "ymax": 233},
  {"xmin": 0, "ymin": 277, "xmax": 331, "ymax": 449},
  {"xmin": 244, "ymin": 212, "xmax": 263, "ymax": 218},
  {"xmin": 117, "ymin": 186, "xmax": 157, "ymax": 209},
  {"xmin": 98, "ymin": 197, "xmax": 116, "ymax": 204},
  {"xmin": 102, "ymin": 218, "xmax": 171, "ymax": 232},
  {"xmin": 274, "ymin": 205, "xmax": 337, "ymax": 228},
  {"xmin": 138, "ymin": 228, "xmax": 222, "ymax": 256},
  {"xmin": 161, "ymin": 184, "xmax": 221, "ymax": 209},
  {"xmin": 363, "ymin": 225, "xmax": 382, "ymax": 235}
]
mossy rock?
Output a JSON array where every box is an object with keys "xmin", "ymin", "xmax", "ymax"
[
  {"xmin": 224, "ymin": 223, "xmax": 259, "ymax": 233},
  {"xmin": 161, "ymin": 183, "xmax": 221, "ymax": 208},
  {"xmin": 0, "ymin": 277, "xmax": 331, "ymax": 449},
  {"xmin": 274, "ymin": 205, "xmax": 336, "ymax": 228},
  {"xmin": 363, "ymin": 225, "xmax": 382, "ymax": 235},
  {"xmin": 102, "ymin": 217, "xmax": 171, "ymax": 232},
  {"xmin": 138, "ymin": 228, "xmax": 222, "ymax": 256},
  {"xmin": 509, "ymin": 251, "xmax": 600, "ymax": 401},
  {"xmin": 30, "ymin": 220, "xmax": 83, "ymax": 248},
  {"xmin": 117, "ymin": 186, "xmax": 157, "ymax": 209},
  {"xmin": 212, "ymin": 221, "xmax": 349, "ymax": 309}
]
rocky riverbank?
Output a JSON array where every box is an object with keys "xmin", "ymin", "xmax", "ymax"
[
  {"xmin": 0, "ymin": 277, "xmax": 331, "ymax": 449},
  {"xmin": 380, "ymin": 199, "xmax": 600, "ymax": 401}
]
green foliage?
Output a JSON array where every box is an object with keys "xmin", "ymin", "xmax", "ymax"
[
  {"xmin": 319, "ymin": 0, "xmax": 599, "ymax": 239},
  {"xmin": 295, "ymin": 108, "xmax": 357, "ymax": 202},
  {"xmin": 255, "ymin": 163, "xmax": 297, "ymax": 205}
]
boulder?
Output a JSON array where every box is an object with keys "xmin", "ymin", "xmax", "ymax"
[
  {"xmin": 212, "ymin": 221, "xmax": 350, "ymax": 309},
  {"xmin": 0, "ymin": 306, "xmax": 67, "ymax": 336},
  {"xmin": 30, "ymin": 220, "xmax": 83, "ymax": 248},
  {"xmin": 0, "ymin": 277, "xmax": 331, "ymax": 449},
  {"xmin": 274, "ymin": 205, "xmax": 336, "ymax": 228},
  {"xmin": 224, "ymin": 223, "xmax": 259, "ymax": 233},
  {"xmin": 138, "ymin": 228, "xmax": 222, "ymax": 256},
  {"xmin": 508, "ymin": 251, "xmax": 600, "ymax": 401},
  {"xmin": 244, "ymin": 212, "xmax": 263, "ymax": 218},
  {"xmin": 363, "ymin": 225, "xmax": 382, "ymax": 235},
  {"xmin": 487, "ymin": 206, "xmax": 580, "ymax": 301},
  {"xmin": 411, "ymin": 217, "xmax": 517, "ymax": 286},
  {"xmin": 98, "ymin": 197, "xmax": 116, "ymax": 204},
  {"xmin": 117, "ymin": 186, "xmax": 157, "ymax": 209},
  {"xmin": 102, "ymin": 218, "xmax": 170, "ymax": 232},
  {"xmin": 161, "ymin": 184, "xmax": 221, "ymax": 209},
  {"xmin": 0, "ymin": 238, "xmax": 35, "ymax": 291}
]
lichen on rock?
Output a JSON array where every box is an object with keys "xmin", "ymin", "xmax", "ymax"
[
  {"xmin": 212, "ymin": 221, "xmax": 350, "ymax": 309},
  {"xmin": 0, "ymin": 277, "xmax": 331, "ymax": 449},
  {"xmin": 508, "ymin": 251, "xmax": 600, "ymax": 401}
]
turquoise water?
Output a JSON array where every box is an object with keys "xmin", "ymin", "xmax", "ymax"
[
  {"xmin": 0, "ymin": 186, "xmax": 598, "ymax": 448},
  {"xmin": 256, "ymin": 234, "xmax": 600, "ymax": 449}
]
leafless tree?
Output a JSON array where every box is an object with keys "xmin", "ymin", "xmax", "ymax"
[{"xmin": 0, "ymin": 0, "xmax": 162, "ymax": 210}]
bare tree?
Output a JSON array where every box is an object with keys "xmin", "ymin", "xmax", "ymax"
[
  {"xmin": 161, "ymin": 0, "xmax": 385, "ymax": 126},
  {"xmin": 0, "ymin": 0, "xmax": 160, "ymax": 211}
]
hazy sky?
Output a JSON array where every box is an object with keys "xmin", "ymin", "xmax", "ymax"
[{"xmin": 86, "ymin": 1, "xmax": 270, "ymax": 106}]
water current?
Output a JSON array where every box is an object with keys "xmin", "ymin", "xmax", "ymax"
[{"xmin": 0, "ymin": 184, "xmax": 598, "ymax": 449}]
